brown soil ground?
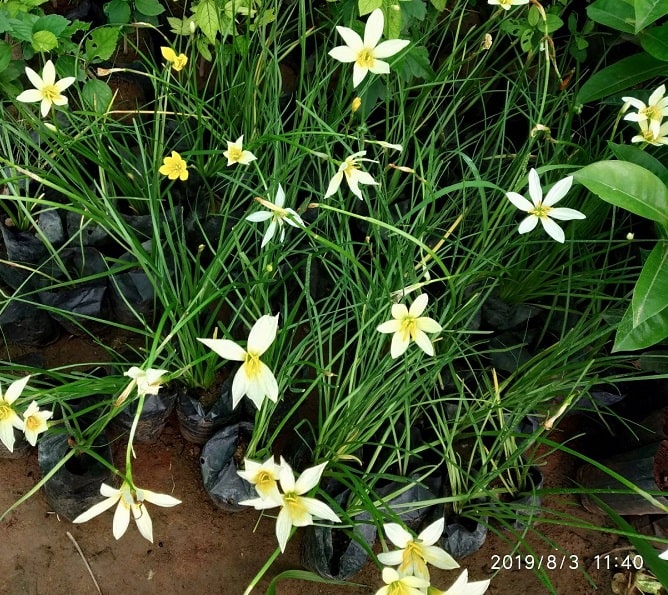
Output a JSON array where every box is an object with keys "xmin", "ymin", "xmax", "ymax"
[{"xmin": 0, "ymin": 336, "xmax": 651, "ymax": 595}]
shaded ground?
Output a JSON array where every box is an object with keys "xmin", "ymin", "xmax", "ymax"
[{"xmin": 0, "ymin": 336, "xmax": 641, "ymax": 594}]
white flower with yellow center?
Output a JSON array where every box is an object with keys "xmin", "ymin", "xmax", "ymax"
[
  {"xmin": 115, "ymin": 366, "xmax": 168, "ymax": 406},
  {"xmin": 506, "ymin": 168, "xmax": 586, "ymax": 243},
  {"xmin": 223, "ymin": 135, "xmax": 257, "ymax": 166},
  {"xmin": 623, "ymin": 84, "xmax": 668, "ymax": 138},
  {"xmin": 198, "ymin": 314, "xmax": 279, "ymax": 409},
  {"xmin": 375, "ymin": 567, "xmax": 430, "ymax": 595},
  {"xmin": 246, "ymin": 184, "xmax": 305, "ymax": 248},
  {"xmin": 329, "ymin": 8, "xmax": 410, "ymax": 88},
  {"xmin": 0, "ymin": 376, "xmax": 30, "ymax": 452},
  {"xmin": 16, "ymin": 60, "xmax": 76, "ymax": 117},
  {"xmin": 377, "ymin": 294, "xmax": 442, "ymax": 358},
  {"xmin": 73, "ymin": 481, "xmax": 181, "ymax": 543},
  {"xmin": 631, "ymin": 118, "xmax": 668, "ymax": 146},
  {"xmin": 324, "ymin": 151, "xmax": 379, "ymax": 200},
  {"xmin": 22, "ymin": 401, "xmax": 52, "ymax": 446},
  {"xmin": 237, "ymin": 455, "xmax": 282, "ymax": 501},
  {"xmin": 427, "ymin": 569, "xmax": 491, "ymax": 595},
  {"xmin": 487, "ymin": 0, "xmax": 529, "ymax": 9},
  {"xmin": 241, "ymin": 458, "xmax": 341, "ymax": 553},
  {"xmin": 378, "ymin": 518, "xmax": 459, "ymax": 581}
]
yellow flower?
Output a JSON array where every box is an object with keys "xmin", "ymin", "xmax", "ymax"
[
  {"xmin": 223, "ymin": 135, "xmax": 257, "ymax": 166},
  {"xmin": 160, "ymin": 47, "xmax": 188, "ymax": 72},
  {"xmin": 22, "ymin": 401, "xmax": 52, "ymax": 446},
  {"xmin": 16, "ymin": 60, "xmax": 76, "ymax": 118},
  {"xmin": 351, "ymin": 97, "xmax": 362, "ymax": 112},
  {"xmin": 159, "ymin": 151, "xmax": 189, "ymax": 181}
]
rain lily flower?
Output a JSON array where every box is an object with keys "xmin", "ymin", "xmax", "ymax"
[
  {"xmin": 0, "ymin": 376, "xmax": 30, "ymax": 452},
  {"xmin": 223, "ymin": 135, "xmax": 257, "ymax": 166},
  {"xmin": 378, "ymin": 518, "xmax": 459, "ymax": 581},
  {"xmin": 160, "ymin": 46, "xmax": 188, "ymax": 71},
  {"xmin": 329, "ymin": 8, "xmax": 410, "ymax": 88},
  {"xmin": 159, "ymin": 151, "xmax": 189, "ymax": 181},
  {"xmin": 241, "ymin": 458, "xmax": 341, "ymax": 553},
  {"xmin": 237, "ymin": 456, "xmax": 282, "ymax": 501},
  {"xmin": 22, "ymin": 401, "xmax": 52, "ymax": 446},
  {"xmin": 115, "ymin": 366, "xmax": 168, "ymax": 406},
  {"xmin": 377, "ymin": 294, "xmax": 442, "ymax": 358},
  {"xmin": 16, "ymin": 60, "xmax": 76, "ymax": 117},
  {"xmin": 246, "ymin": 184, "xmax": 305, "ymax": 248},
  {"xmin": 375, "ymin": 567, "xmax": 429, "ymax": 595},
  {"xmin": 623, "ymin": 84, "xmax": 668, "ymax": 137},
  {"xmin": 631, "ymin": 118, "xmax": 668, "ymax": 146},
  {"xmin": 488, "ymin": 0, "xmax": 530, "ymax": 9},
  {"xmin": 324, "ymin": 151, "xmax": 379, "ymax": 200},
  {"xmin": 506, "ymin": 168, "xmax": 586, "ymax": 243},
  {"xmin": 73, "ymin": 481, "xmax": 181, "ymax": 543},
  {"xmin": 198, "ymin": 314, "xmax": 280, "ymax": 409},
  {"xmin": 427, "ymin": 569, "xmax": 491, "ymax": 595}
]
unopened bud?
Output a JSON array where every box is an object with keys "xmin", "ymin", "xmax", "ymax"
[{"xmin": 351, "ymin": 97, "xmax": 362, "ymax": 113}]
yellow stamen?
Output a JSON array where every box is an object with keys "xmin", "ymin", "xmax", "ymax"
[
  {"xmin": 0, "ymin": 404, "xmax": 12, "ymax": 421},
  {"xmin": 356, "ymin": 49, "xmax": 375, "ymax": 69},
  {"xmin": 42, "ymin": 85, "xmax": 60, "ymax": 102},
  {"xmin": 244, "ymin": 352, "xmax": 262, "ymax": 379}
]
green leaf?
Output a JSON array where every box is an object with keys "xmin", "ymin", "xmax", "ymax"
[
  {"xmin": 266, "ymin": 570, "xmax": 363, "ymax": 595},
  {"xmin": 576, "ymin": 52, "xmax": 668, "ymax": 104},
  {"xmin": 587, "ymin": 0, "xmax": 635, "ymax": 33},
  {"xmin": 544, "ymin": 14, "xmax": 564, "ymax": 34},
  {"xmin": 195, "ymin": 0, "xmax": 219, "ymax": 45},
  {"xmin": 104, "ymin": 0, "xmax": 131, "ymax": 24},
  {"xmin": 574, "ymin": 161, "xmax": 668, "ymax": 226},
  {"xmin": 31, "ymin": 29, "xmax": 57, "ymax": 52},
  {"xmin": 401, "ymin": 0, "xmax": 427, "ymax": 21},
  {"xmin": 167, "ymin": 16, "xmax": 193, "ymax": 36},
  {"xmin": 0, "ymin": 41, "xmax": 11, "ymax": 73},
  {"xmin": 633, "ymin": 241, "xmax": 668, "ymax": 326},
  {"xmin": 359, "ymin": 0, "xmax": 382, "ymax": 16},
  {"xmin": 634, "ymin": 0, "xmax": 668, "ymax": 32},
  {"xmin": 196, "ymin": 36, "xmax": 212, "ymax": 61},
  {"xmin": 607, "ymin": 142, "xmax": 668, "ymax": 185},
  {"xmin": 134, "ymin": 0, "xmax": 165, "ymax": 17},
  {"xmin": 34, "ymin": 14, "xmax": 69, "ymax": 37},
  {"xmin": 640, "ymin": 22, "xmax": 668, "ymax": 61},
  {"xmin": 84, "ymin": 26, "xmax": 120, "ymax": 62},
  {"xmin": 392, "ymin": 44, "xmax": 433, "ymax": 82},
  {"xmin": 81, "ymin": 79, "xmax": 113, "ymax": 114},
  {"xmin": 7, "ymin": 14, "xmax": 38, "ymax": 42},
  {"xmin": 430, "ymin": 0, "xmax": 447, "ymax": 9},
  {"xmin": 385, "ymin": 1, "xmax": 402, "ymax": 38},
  {"xmin": 613, "ymin": 301, "xmax": 668, "ymax": 351}
]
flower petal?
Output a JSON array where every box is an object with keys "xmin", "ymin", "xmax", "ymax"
[
  {"xmin": 247, "ymin": 314, "xmax": 279, "ymax": 355},
  {"xmin": 506, "ymin": 192, "xmax": 533, "ymax": 212},
  {"xmin": 352, "ymin": 63, "xmax": 368, "ymax": 88},
  {"xmin": 364, "ymin": 9, "xmax": 385, "ymax": 48},
  {"xmin": 543, "ymin": 176, "xmax": 573, "ymax": 207},
  {"xmin": 329, "ymin": 46, "xmax": 358, "ymax": 63},
  {"xmin": 198, "ymin": 338, "xmax": 246, "ymax": 361},
  {"xmin": 133, "ymin": 504, "xmax": 154, "ymax": 542},
  {"xmin": 377, "ymin": 550, "xmax": 404, "ymax": 566},
  {"xmin": 41, "ymin": 60, "xmax": 56, "ymax": 86},
  {"xmin": 384, "ymin": 522, "xmax": 412, "ymax": 548},
  {"xmin": 373, "ymin": 39, "xmax": 410, "ymax": 59},
  {"xmin": 416, "ymin": 317, "xmax": 442, "ymax": 333},
  {"xmin": 300, "ymin": 496, "xmax": 340, "ymax": 523},
  {"xmin": 231, "ymin": 367, "xmax": 248, "ymax": 408},
  {"xmin": 246, "ymin": 211, "xmax": 273, "ymax": 223},
  {"xmin": 16, "ymin": 89, "xmax": 43, "ymax": 103},
  {"xmin": 414, "ymin": 330, "xmax": 435, "ymax": 356},
  {"xmin": 517, "ymin": 215, "xmax": 539, "ymax": 234},
  {"xmin": 4, "ymin": 376, "xmax": 30, "ymax": 403},
  {"xmin": 24, "ymin": 66, "xmax": 44, "ymax": 90},
  {"xmin": 377, "ymin": 319, "xmax": 401, "ymax": 334},
  {"xmin": 540, "ymin": 217, "xmax": 565, "ymax": 243},
  {"xmin": 112, "ymin": 501, "xmax": 131, "ymax": 540},
  {"xmin": 390, "ymin": 331, "xmax": 410, "ymax": 358},
  {"xmin": 275, "ymin": 506, "xmax": 292, "ymax": 552},
  {"xmin": 408, "ymin": 293, "xmax": 429, "ymax": 317},
  {"xmin": 527, "ymin": 168, "xmax": 542, "ymax": 206},
  {"xmin": 295, "ymin": 462, "xmax": 328, "ymax": 494},
  {"xmin": 261, "ymin": 220, "xmax": 277, "ymax": 248},
  {"xmin": 548, "ymin": 207, "xmax": 586, "ymax": 221},
  {"xmin": 417, "ymin": 517, "xmax": 444, "ymax": 545},
  {"xmin": 335, "ymin": 26, "xmax": 363, "ymax": 52},
  {"xmin": 141, "ymin": 490, "xmax": 182, "ymax": 507},
  {"xmin": 324, "ymin": 171, "xmax": 343, "ymax": 198},
  {"xmin": 72, "ymin": 495, "xmax": 119, "ymax": 524}
]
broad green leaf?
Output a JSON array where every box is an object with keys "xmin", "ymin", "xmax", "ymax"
[
  {"xmin": 613, "ymin": 301, "xmax": 668, "ymax": 351},
  {"xmin": 430, "ymin": 0, "xmax": 447, "ymax": 9},
  {"xmin": 196, "ymin": 36, "xmax": 212, "ymax": 62},
  {"xmin": 167, "ymin": 16, "xmax": 193, "ymax": 36},
  {"xmin": 385, "ymin": 0, "xmax": 402, "ymax": 38},
  {"xmin": 104, "ymin": 0, "xmax": 131, "ymax": 24},
  {"xmin": 640, "ymin": 22, "xmax": 668, "ymax": 61},
  {"xmin": 6, "ymin": 14, "xmax": 38, "ymax": 42},
  {"xmin": 31, "ymin": 29, "xmax": 57, "ymax": 52},
  {"xmin": 574, "ymin": 161, "xmax": 668, "ymax": 227},
  {"xmin": 0, "ymin": 41, "xmax": 11, "ymax": 73},
  {"xmin": 587, "ymin": 0, "xmax": 635, "ymax": 33},
  {"xmin": 195, "ymin": 0, "xmax": 219, "ymax": 45},
  {"xmin": 359, "ymin": 0, "xmax": 382, "ymax": 15},
  {"xmin": 134, "ymin": 0, "xmax": 165, "ymax": 17},
  {"xmin": 633, "ymin": 241, "xmax": 668, "ymax": 326},
  {"xmin": 81, "ymin": 79, "xmax": 113, "ymax": 114},
  {"xmin": 576, "ymin": 52, "xmax": 667, "ymax": 104},
  {"xmin": 392, "ymin": 44, "xmax": 433, "ymax": 82},
  {"xmin": 634, "ymin": 0, "xmax": 668, "ymax": 32},
  {"xmin": 607, "ymin": 142, "xmax": 668, "ymax": 185},
  {"xmin": 401, "ymin": 0, "xmax": 427, "ymax": 21},
  {"xmin": 34, "ymin": 14, "xmax": 68, "ymax": 37},
  {"xmin": 84, "ymin": 27, "xmax": 120, "ymax": 62}
]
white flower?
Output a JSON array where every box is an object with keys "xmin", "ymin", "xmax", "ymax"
[
  {"xmin": 198, "ymin": 314, "xmax": 279, "ymax": 409},
  {"xmin": 115, "ymin": 366, "xmax": 168, "ymax": 406},
  {"xmin": 428, "ymin": 569, "xmax": 491, "ymax": 595},
  {"xmin": 623, "ymin": 84, "xmax": 668, "ymax": 137},
  {"xmin": 72, "ymin": 481, "xmax": 181, "ymax": 543},
  {"xmin": 329, "ymin": 8, "xmax": 410, "ymax": 88},
  {"xmin": 22, "ymin": 401, "xmax": 52, "ymax": 446},
  {"xmin": 631, "ymin": 118, "xmax": 668, "ymax": 146},
  {"xmin": 375, "ymin": 567, "xmax": 429, "ymax": 595},
  {"xmin": 377, "ymin": 294, "xmax": 442, "ymax": 358},
  {"xmin": 378, "ymin": 518, "xmax": 459, "ymax": 581},
  {"xmin": 0, "ymin": 376, "xmax": 30, "ymax": 452},
  {"xmin": 487, "ymin": 0, "xmax": 530, "ymax": 9},
  {"xmin": 223, "ymin": 135, "xmax": 257, "ymax": 166},
  {"xmin": 506, "ymin": 168, "xmax": 586, "ymax": 243},
  {"xmin": 660, "ymin": 549, "xmax": 668, "ymax": 560},
  {"xmin": 16, "ymin": 60, "xmax": 76, "ymax": 117},
  {"xmin": 324, "ymin": 151, "xmax": 379, "ymax": 200},
  {"xmin": 246, "ymin": 184, "xmax": 305, "ymax": 248},
  {"xmin": 237, "ymin": 455, "xmax": 282, "ymax": 501},
  {"xmin": 241, "ymin": 458, "xmax": 341, "ymax": 553}
]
